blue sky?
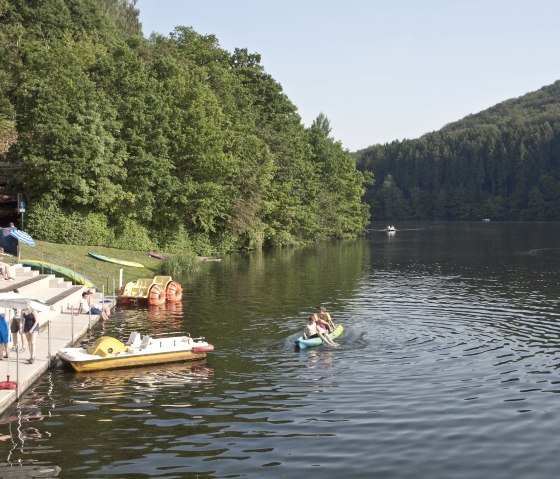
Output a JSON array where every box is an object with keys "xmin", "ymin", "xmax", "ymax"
[{"xmin": 137, "ymin": 0, "xmax": 560, "ymax": 151}]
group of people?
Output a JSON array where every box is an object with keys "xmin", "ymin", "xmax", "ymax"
[
  {"xmin": 0, "ymin": 289, "xmax": 111, "ymax": 366},
  {"xmin": 0, "ymin": 304, "xmax": 40, "ymax": 364},
  {"xmin": 303, "ymin": 306, "xmax": 339, "ymax": 347}
]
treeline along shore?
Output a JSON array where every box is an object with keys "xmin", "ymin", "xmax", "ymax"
[
  {"xmin": 0, "ymin": 0, "xmax": 370, "ymax": 255},
  {"xmin": 2, "ymin": 1, "xmax": 559, "ymax": 257}
]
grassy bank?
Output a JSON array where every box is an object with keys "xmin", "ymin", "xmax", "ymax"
[{"xmin": 9, "ymin": 241, "xmax": 163, "ymax": 293}]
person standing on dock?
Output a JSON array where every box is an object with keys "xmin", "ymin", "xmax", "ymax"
[
  {"xmin": 10, "ymin": 308, "xmax": 25, "ymax": 353},
  {"xmin": 22, "ymin": 306, "xmax": 39, "ymax": 364},
  {"xmin": 0, "ymin": 308, "xmax": 9, "ymax": 360}
]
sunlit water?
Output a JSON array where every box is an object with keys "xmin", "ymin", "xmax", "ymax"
[{"xmin": 1, "ymin": 222, "xmax": 560, "ymax": 478}]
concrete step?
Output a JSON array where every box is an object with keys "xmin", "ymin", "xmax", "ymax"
[
  {"xmin": 0, "ymin": 274, "xmax": 51, "ymax": 294},
  {"xmin": 1, "ymin": 263, "xmax": 96, "ymax": 325},
  {"xmin": 5, "ymin": 274, "xmax": 57, "ymax": 297}
]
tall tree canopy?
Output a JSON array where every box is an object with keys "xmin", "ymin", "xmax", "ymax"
[{"xmin": 0, "ymin": 0, "xmax": 370, "ymax": 253}]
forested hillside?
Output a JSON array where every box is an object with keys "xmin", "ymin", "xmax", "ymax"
[
  {"xmin": 0, "ymin": 0, "xmax": 370, "ymax": 253},
  {"xmin": 356, "ymin": 82, "xmax": 560, "ymax": 221}
]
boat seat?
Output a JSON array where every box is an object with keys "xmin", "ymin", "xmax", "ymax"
[
  {"xmin": 153, "ymin": 275, "xmax": 172, "ymax": 288},
  {"xmin": 126, "ymin": 332, "xmax": 142, "ymax": 347},
  {"xmin": 139, "ymin": 335, "xmax": 151, "ymax": 349},
  {"xmin": 122, "ymin": 278, "xmax": 153, "ymax": 297}
]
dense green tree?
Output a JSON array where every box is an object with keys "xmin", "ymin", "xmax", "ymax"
[
  {"xmin": 2, "ymin": 0, "xmax": 370, "ymax": 252},
  {"xmin": 12, "ymin": 34, "xmax": 124, "ymax": 211},
  {"xmin": 307, "ymin": 113, "xmax": 371, "ymax": 238},
  {"xmin": 377, "ymin": 174, "xmax": 407, "ymax": 219}
]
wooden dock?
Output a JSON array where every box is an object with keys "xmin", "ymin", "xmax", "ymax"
[{"xmin": 0, "ymin": 264, "xmax": 110, "ymax": 415}]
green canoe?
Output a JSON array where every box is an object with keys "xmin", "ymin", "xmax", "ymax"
[
  {"xmin": 88, "ymin": 252, "xmax": 144, "ymax": 268},
  {"xmin": 19, "ymin": 259, "xmax": 97, "ymax": 289}
]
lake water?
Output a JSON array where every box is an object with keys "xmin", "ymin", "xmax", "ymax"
[{"xmin": 1, "ymin": 221, "xmax": 560, "ymax": 478}]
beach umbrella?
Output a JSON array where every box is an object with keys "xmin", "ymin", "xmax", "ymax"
[
  {"xmin": 9, "ymin": 230, "xmax": 35, "ymax": 247},
  {"xmin": 0, "ymin": 292, "xmax": 53, "ymax": 312}
]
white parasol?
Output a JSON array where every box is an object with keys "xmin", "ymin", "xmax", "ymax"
[{"xmin": 0, "ymin": 292, "xmax": 54, "ymax": 312}]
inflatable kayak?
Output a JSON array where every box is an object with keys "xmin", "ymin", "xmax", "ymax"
[
  {"xmin": 88, "ymin": 252, "xmax": 144, "ymax": 268},
  {"xmin": 295, "ymin": 324, "xmax": 344, "ymax": 349},
  {"xmin": 19, "ymin": 259, "xmax": 97, "ymax": 289}
]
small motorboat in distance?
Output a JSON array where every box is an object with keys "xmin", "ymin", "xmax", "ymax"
[
  {"xmin": 386, "ymin": 225, "xmax": 396, "ymax": 232},
  {"xmin": 57, "ymin": 332, "xmax": 214, "ymax": 372}
]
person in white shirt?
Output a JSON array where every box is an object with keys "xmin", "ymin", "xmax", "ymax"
[{"xmin": 77, "ymin": 291, "xmax": 110, "ymax": 320}]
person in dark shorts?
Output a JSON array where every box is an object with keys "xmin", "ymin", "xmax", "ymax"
[
  {"xmin": 10, "ymin": 308, "xmax": 25, "ymax": 353},
  {"xmin": 22, "ymin": 307, "xmax": 39, "ymax": 364}
]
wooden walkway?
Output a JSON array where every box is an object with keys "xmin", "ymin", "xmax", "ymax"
[{"xmin": 0, "ymin": 266, "xmax": 111, "ymax": 415}]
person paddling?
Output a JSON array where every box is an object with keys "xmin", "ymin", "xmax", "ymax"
[
  {"xmin": 303, "ymin": 314, "xmax": 338, "ymax": 347},
  {"xmin": 318, "ymin": 306, "xmax": 335, "ymax": 333}
]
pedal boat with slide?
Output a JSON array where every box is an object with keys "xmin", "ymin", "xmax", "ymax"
[
  {"xmin": 57, "ymin": 332, "xmax": 215, "ymax": 372},
  {"xmin": 117, "ymin": 275, "xmax": 183, "ymax": 306},
  {"xmin": 295, "ymin": 324, "xmax": 344, "ymax": 349}
]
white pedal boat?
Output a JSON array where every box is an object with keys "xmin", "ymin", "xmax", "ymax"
[{"xmin": 57, "ymin": 331, "xmax": 214, "ymax": 372}]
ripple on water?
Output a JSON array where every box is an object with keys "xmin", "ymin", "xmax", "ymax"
[{"xmin": 5, "ymin": 227, "xmax": 560, "ymax": 478}]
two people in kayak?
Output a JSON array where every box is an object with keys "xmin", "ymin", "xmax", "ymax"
[{"xmin": 303, "ymin": 307, "xmax": 339, "ymax": 347}]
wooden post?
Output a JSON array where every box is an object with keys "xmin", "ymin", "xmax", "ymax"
[{"xmin": 47, "ymin": 320, "xmax": 52, "ymax": 369}]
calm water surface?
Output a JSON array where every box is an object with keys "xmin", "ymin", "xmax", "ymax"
[{"xmin": 1, "ymin": 222, "xmax": 560, "ymax": 478}]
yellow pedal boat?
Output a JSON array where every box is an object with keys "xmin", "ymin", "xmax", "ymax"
[
  {"xmin": 57, "ymin": 332, "xmax": 214, "ymax": 372},
  {"xmin": 117, "ymin": 275, "xmax": 183, "ymax": 306}
]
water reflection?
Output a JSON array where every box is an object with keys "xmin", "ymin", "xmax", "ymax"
[
  {"xmin": 1, "ymin": 223, "xmax": 560, "ymax": 478},
  {"xmin": 305, "ymin": 349, "xmax": 337, "ymax": 370},
  {"xmin": 65, "ymin": 361, "xmax": 213, "ymax": 392},
  {"xmin": 59, "ymin": 362, "xmax": 214, "ymax": 413},
  {"xmin": 0, "ymin": 374, "xmax": 60, "ymax": 477}
]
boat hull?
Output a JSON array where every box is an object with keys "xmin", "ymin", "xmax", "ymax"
[
  {"xmin": 295, "ymin": 324, "xmax": 344, "ymax": 349},
  {"xmin": 58, "ymin": 349, "xmax": 208, "ymax": 372}
]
